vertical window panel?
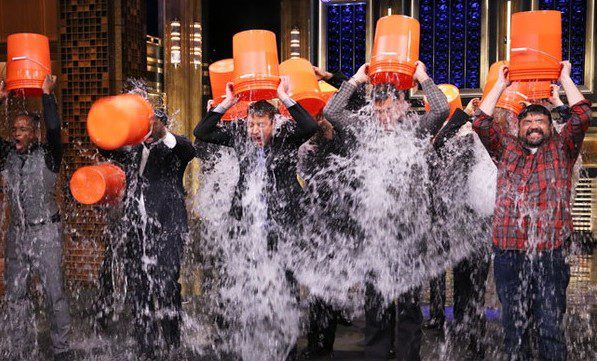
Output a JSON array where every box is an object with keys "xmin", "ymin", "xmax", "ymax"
[
  {"xmin": 418, "ymin": 0, "xmax": 482, "ymax": 89},
  {"xmin": 326, "ymin": 2, "xmax": 367, "ymax": 76}
]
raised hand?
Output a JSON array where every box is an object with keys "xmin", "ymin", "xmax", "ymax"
[
  {"xmin": 464, "ymin": 98, "xmax": 480, "ymax": 116},
  {"xmin": 496, "ymin": 64, "xmax": 511, "ymax": 89},
  {"xmin": 42, "ymin": 74, "xmax": 57, "ymax": 95},
  {"xmin": 221, "ymin": 82, "xmax": 239, "ymax": 110},
  {"xmin": 548, "ymin": 84, "xmax": 564, "ymax": 107},
  {"xmin": 312, "ymin": 66, "xmax": 332, "ymax": 81},
  {"xmin": 0, "ymin": 79, "xmax": 7, "ymax": 99},
  {"xmin": 350, "ymin": 63, "xmax": 370, "ymax": 85},
  {"xmin": 413, "ymin": 61, "xmax": 430, "ymax": 83},
  {"xmin": 277, "ymin": 76, "xmax": 291, "ymax": 102},
  {"xmin": 559, "ymin": 61, "xmax": 572, "ymax": 82}
]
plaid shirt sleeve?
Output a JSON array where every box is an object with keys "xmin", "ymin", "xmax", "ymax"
[
  {"xmin": 418, "ymin": 79, "xmax": 450, "ymax": 137},
  {"xmin": 558, "ymin": 99, "xmax": 592, "ymax": 162},
  {"xmin": 472, "ymin": 109, "xmax": 504, "ymax": 162},
  {"xmin": 322, "ymin": 80, "xmax": 358, "ymax": 127}
]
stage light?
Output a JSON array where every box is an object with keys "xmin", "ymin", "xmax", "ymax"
[
  {"xmin": 170, "ymin": 20, "xmax": 181, "ymax": 68},
  {"xmin": 290, "ymin": 26, "xmax": 300, "ymax": 58},
  {"xmin": 191, "ymin": 22, "xmax": 202, "ymax": 69}
]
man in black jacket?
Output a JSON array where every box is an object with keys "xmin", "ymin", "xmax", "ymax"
[
  {"xmin": 100, "ymin": 108, "xmax": 196, "ymax": 358},
  {"xmin": 298, "ymin": 68, "xmax": 359, "ymax": 359},
  {"xmin": 194, "ymin": 77, "xmax": 318, "ymax": 248},
  {"xmin": 430, "ymin": 98, "xmax": 492, "ymax": 360}
]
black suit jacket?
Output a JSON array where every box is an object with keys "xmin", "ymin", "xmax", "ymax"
[
  {"xmin": 100, "ymin": 134, "xmax": 196, "ymax": 236},
  {"xmin": 194, "ymin": 103, "xmax": 318, "ymax": 230}
]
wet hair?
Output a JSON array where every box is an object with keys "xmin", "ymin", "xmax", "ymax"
[
  {"xmin": 13, "ymin": 112, "xmax": 41, "ymax": 129},
  {"xmin": 248, "ymin": 100, "xmax": 279, "ymax": 120},
  {"xmin": 372, "ymin": 83, "xmax": 399, "ymax": 103},
  {"xmin": 517, "ymin": 104, "xmax": 552, "ymax": 125},
  {"xmin": 154, "ymin": 108, "xmax": 169, "ymax": 125}
]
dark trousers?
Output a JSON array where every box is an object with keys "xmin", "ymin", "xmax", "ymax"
[
  {"xmin": 428, "ymin": 272, "xmax": 446, "ymax": 325},
  {"xmin": 364, "ymin": 284, "xmax": 422, "ymax": 361},
  {"xmin": 453, "ymin": 251, "xmax": 490, "ymax": 360},
  {"xmin": 493, "ymin": 247, "xmax": 569, "ymax": 361},
  {"xmin": 128, "ymin": 228, "xmax": 183, "ymax": 357},
  {"xmin": 307, "ymin": 298, "xmax": 338, "ymax": 353}
]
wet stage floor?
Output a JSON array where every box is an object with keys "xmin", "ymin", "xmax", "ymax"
[{"xmin": 5, "ymin": 254, "xmax": 596, "ymax": 360}]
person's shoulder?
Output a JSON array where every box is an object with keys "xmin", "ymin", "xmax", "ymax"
[{"xmin": 171, "ymin": 133, "xmax": 191, "ymax": 144}]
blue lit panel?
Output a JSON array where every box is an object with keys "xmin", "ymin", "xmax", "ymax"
[
  {"xmin": 326, "ymin": 2, "xmax": 367, "ymax": 76},
  {"xmin": 450, "ymin": 0, "xmax": 466, "ymax": 88},
  {"xmin": 418, "ymin": 0, "xmax": 482, "ymax": 89},
  {"xmin": 465, "ymin": 0, "xmax": 481, "ymax": 88},
  {"xmin": 433, "ymin": 0, "xmax": 450, "ymax": 84},
  {"xmin": 419, "ymin": 0, "xmax": 434, "ymax": 80},
  {"xmin": 539, "ymin": 0, "xmax": 587, "ymax": 84}
]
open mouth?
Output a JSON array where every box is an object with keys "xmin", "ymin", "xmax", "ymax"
[
  {"xmin": 252, "ymin": 135, "xmax": 263, "ymax": 146},
  {"xmin": 14, "ymin": 139, "xmax": 23, "ymax": 150}
]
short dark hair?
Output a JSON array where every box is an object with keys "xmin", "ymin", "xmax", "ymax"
[
  {"xmin": 13, "ymin": 112, "xmax": 41, "ymax": 128},
  {"xmin": 248, "ymin": 100, "xmax": 278, "ymax": 120},
  {"xmin": 154, "ymin": 108, "xmax": 169, "ymax": 125},
  {"xmin": 517, "ymin": 104, "xmax": 552, "ymax": 124},
  {"xmin": 372, "ymin": 83, "xmax": 399, "ymax": 103}
]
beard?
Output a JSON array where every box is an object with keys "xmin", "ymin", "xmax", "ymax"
[{"xmin": 520, "ymin": 128, "xmax": 546, "ymax": 147}]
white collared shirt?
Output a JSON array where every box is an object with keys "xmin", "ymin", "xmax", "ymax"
[{"xmin": 139, "ymin": 132, "xmax": 176, "ymax": 176}]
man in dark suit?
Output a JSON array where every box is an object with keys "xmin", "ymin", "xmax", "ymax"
[
  {"xmin": 194, "ymin": 78, "xmax": 318, "ymax": 250},
  {"xmin": 100, "ymin": 107, "xmax": 196, "ymax": 358}
]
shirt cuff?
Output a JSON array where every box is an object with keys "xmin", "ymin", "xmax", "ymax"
[
  {"xmin": 281, "ymin": 97, "xmax": 297, "ymax": 108},
  {"xmin": 163, "ymin": 132, "xmax": 177, "ymax": 149},
  {"xmin": 213, "ymin": 104, "xmax": 228, "ymax": 114}
]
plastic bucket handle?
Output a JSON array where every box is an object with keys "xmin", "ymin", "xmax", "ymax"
[{"xmin": 10, "ymin": 56, "xmax": 52, "ymax": 72}]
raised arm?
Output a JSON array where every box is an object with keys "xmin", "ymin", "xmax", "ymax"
[
  {"xmin": 41, "ymin": 75, "xmax": 63, "ymax": 172},
  {"xmin": 557, "ymin": 61, "xmax": 592, "ymax": 161},
  {"xmin": 193, "ymin": 82, "xmax": 236, "ymax": 147},
  {"xmin": 472, "ymin": 65, "xmax": 509, "ymax": 162},
  {"xmin": 278, "ymin": 76, "xmax": 318, "ymax": 145},
  {"xmin": 0, "ymin": 81, "xmax": 11, "ymax": 165},
  {"xmin": 416, "ymin": 62, "xmax": 450, "ymax": 137},
  {"xmin": 322, "ymin": 63, "xmax": 369, "ymax": 127},
  {"xmin": 313, "ymin": 65, "xmax": 349, "ymax": 90}
]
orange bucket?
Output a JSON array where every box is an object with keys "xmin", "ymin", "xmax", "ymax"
[
  {"xmin": 319, "ymin": 80, "xmax": 338, "ymax": 104},
  {"xmin": 424, "ymin": 84, "xmax": 462, "ymax": 119},
  {"xmin": 6, "ymin": 33, "xmax": 51, "ymax": 96},
  {"xmin": 509, "ymin": 10, "xmax": 562, "ymax": 82},
  {"xmin": 483, "ymin": 61, "xmax": 526, "ymax": 115},
  {"xmin": 497, "ymin": 83, "xmax": 528, "ymax": 115},
  {"xmin": 517, "ymin": 80, "xmax": 552, "ymax": 100},
  {"xmin": 87, "ymin": 93, "xmax": 152, "ymax": 150},
  {"xmin": 370, "ymin": 15, "xmax": 420, "ymax": 90},
  {"xmin": 209, "ymin": 58, "xmax": 234, "ymax": 100},
  {"xmin": 279, "ymin": 58, "xmax": 325, "ymax": 116},
  {"xmin": 232, "ymin": 30, "xmax": 280, "ymax": 101},
  {"xmin": 70, "ymin": 163, "xmax": 126, "ymax": 205},
  {"xmin": 482, "ymin": 61, "xmax": 551, "ymax": 115}
]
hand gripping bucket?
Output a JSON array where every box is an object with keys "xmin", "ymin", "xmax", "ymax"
[{"xmin": 6, "ymin": 33, "xmax": 51, "ymax": 96}]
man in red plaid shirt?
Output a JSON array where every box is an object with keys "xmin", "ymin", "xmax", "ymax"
[{"xmin": 473, "ymin": 62, "xmax": 591, "ymax": 361}]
